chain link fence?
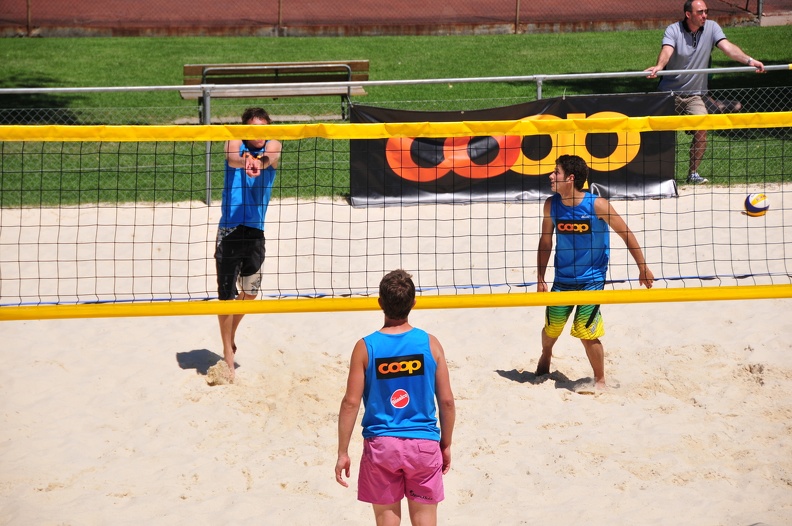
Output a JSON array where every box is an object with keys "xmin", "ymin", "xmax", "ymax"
[
  {"xmin": 0, "ymin": 69, "xmax": 789, "ymax": 124},
  {"xmin": 1, "ymin": 68, "xmax": 790, "ymax": 193},
  {"xmin": 1, "ymin": 0, "xmax": 760, "ymax": 37},
  {"xmin": 0, "ymin": 69, "xmax": 789, "ymax": 306}
]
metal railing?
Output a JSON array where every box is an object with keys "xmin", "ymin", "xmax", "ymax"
[{"xmin": 1, "ymin": 64, "xmax": 790, "ymax": 204}]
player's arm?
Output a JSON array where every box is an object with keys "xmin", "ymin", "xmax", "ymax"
[
  {"xmin": 335, "ymin": 338, "xmax": 367, "ymax": 488},
  {"xmin": 595, "ymin": 198, "xmax": 655, "ymax": 289},
  {"xmin": 246, "ymin": 140, "xmax": 281, "ymax": 177},
  {"xmin": 536, "ymin": 198, "xmax": 554, "ymax": 292},
  {"xmin": 646, "ymin": 44, "xmax": 674, "ymax": 78},
  {"xmin": 245, "ymin": 139, "xmax": 282, "ymax": 177},
  {"xmin": 716, "ymin": 39, "xmax": 765, "ymax": 72},
  {"xmin": 263, "ymin": 139, "xmax": 283, "ymax": 168},
  {"xmin": 430, "ymin": 333, "xmax": 455, "ymax": 475},
  {"xmin": 225, "ymin": 139, "xmax": 246, "ymax": 168}
]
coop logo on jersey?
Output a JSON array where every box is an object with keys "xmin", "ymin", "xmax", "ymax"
[
  {"xmin": 376, "ymin": 354, "xmax": 425, "ymax": 379},
  {"xmin": 556, "ymin": 220, "xmax": 590, "ymax": 234},
  {"xmin": 391, "ymin": 389, "xmax": 410, "ymax": 409}
]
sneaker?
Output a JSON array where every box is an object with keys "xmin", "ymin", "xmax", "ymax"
[{"xmin": 687, "ymin": 172, "xmax": 708, "ymax": 184}]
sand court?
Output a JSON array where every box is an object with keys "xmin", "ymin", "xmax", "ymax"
[
  {"xmin": 1, "ymin": 183, "xmax": 792, "ymax": 523},
  {"xmin": 1, "ymin": 295, "xmax": 791, "ymax": 524}
]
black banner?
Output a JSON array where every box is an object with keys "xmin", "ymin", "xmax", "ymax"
[{"xmin": 350, "ymin": 93, "xmax": 677, "ymax": 207}]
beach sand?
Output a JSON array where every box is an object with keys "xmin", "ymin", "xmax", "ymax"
[
  {"xmin": 2, "ymin": 297, "xmax": 791, "ymax": 525},
  {"xmin": 2, "ymin": 183, "xmax": 792, "ymax": 524}
]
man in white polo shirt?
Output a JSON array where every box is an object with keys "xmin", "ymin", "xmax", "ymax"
[{"xmin": 645, "ymin": 0, "xmax": 764, "ymax": 185}]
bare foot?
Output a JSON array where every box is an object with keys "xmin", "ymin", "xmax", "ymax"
[
  {"xmin": 224, "ymin": 358, "xmax": 236, "ymax": 382},
  {"xmin": 206, "ymin": 361, "xmax": 234, "ymax": 386},
  {"xmin": 575, "ymin": 379, "xmax": 609, "ymax": 395},
  {"xmin": 535, "ymin": 357, "xmax": 551, "ymax": 377}
]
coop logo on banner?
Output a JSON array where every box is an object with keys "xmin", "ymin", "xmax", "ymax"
[
  {"xmin": 385, "ymin": 112, "xmax": 641, "ymax": 182},
  {"xmin": 349, "ymin": 93, "xmax": 677, "ymax": 207}
]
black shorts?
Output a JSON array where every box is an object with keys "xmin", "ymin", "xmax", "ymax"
[{"xmin": 214, "ymin": 225, "xmax": 266, "ymax": 300}]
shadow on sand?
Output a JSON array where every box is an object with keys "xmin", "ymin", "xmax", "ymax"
[
  {"xmin": 176, "ymin": 348, "xmax": 229, "ymax": 375},
  {"xmin": 495, "ymin": 368, "xmax": 598, "ymax": 394}
]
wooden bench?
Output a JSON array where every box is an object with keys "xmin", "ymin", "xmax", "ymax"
[{"xmin": 180, "ymin": 60, "xmax": 369, "ymax": 120}]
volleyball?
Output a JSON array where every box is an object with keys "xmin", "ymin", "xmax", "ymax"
[{"xmin": 744, "ymin": 193, "xmax": 770, "ymax": 217}]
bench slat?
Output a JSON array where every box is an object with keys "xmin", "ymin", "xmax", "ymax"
[
  {"xmin": 183, "ymin": 74, "xmax": 367, "ymax": 86},
  {"xmin": 184, "ymin": 67, "xmax": 365, "ymax": 79},
  {"xmin": 179, "ymin": 85, "xmax": 368, "ymax": 100},
  {"xmin": 181, "ymin": 60, "xmax": 369, "ymax": 111},
  {"xmin": 183, "ymin": 60, "xmax": 369, "ymax": 78}
]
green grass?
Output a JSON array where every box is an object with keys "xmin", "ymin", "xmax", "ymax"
[
  {"xmin": 0, "ymin": 138, "xmax": 348, "ymax": 206},
  {"xmin": 1, "ymin": 27, "xmax": 791, "ymax": 108},
  {"xmin": 0, "ymin": 142, "xmax": 208, "ymax": 205},
  {"xmin": 1, "ymin": 28, "xmax": 791, "ymax": 205}
]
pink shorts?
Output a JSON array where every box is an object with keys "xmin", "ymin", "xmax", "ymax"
[{"xmin": 357, "ymin": 436, "xmax": 444, "ymax": 505}]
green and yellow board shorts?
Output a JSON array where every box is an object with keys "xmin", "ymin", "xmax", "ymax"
[{"xmin": 544, "ymin": 281, "xmax": 605, "ymax": 340}]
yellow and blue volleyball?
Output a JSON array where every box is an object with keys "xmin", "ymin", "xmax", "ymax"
[{"xmin": 744, "ymin": 193, "xmax": 769, "ymax": 217}]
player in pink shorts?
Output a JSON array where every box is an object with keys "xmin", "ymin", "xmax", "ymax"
[
  {"xmin": 357, "ymin": 436, "xmax": 445, "ymax": 505},
  {"xmin": 336, "ymin": 270, "xmax": 456, "ymax": 525}
]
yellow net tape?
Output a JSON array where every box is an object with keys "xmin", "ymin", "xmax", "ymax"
[{"xmin": 1, "ymin": 111, "xmax": 791, "ymax": 142}]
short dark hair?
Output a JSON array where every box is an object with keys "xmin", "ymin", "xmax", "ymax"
[
  {"xmin": 556, "ymin": 154, "xmax": 589, "ymax": 191},
  {"xmin": 242, "ymin": 107, "xmax": 272, "ymax": 124},
  {"xmin": 379, "ymin": 269, "xmax": 415, "ymax": 320},
  {"xmin": 683, "ymin": 0, "xmax": 694, "ymax": 13}
]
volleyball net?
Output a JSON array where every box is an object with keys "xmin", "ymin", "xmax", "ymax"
[{"xmin": 1, "ymin": 109, "xmax": 791, "ymax": 321}]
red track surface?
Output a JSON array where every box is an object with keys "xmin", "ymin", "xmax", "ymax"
[{"xmin": 1, "ymin": 0, "xmax": 789, "ymax": 37}]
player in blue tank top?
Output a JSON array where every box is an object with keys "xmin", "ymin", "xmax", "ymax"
[
  {"xmin": 336, "ymin": 270, "xmax": 456, "ymax": 525},
  {"xmin": 550, "ymin": 191, "xmax": 610, "ymax": 285},
  {"xmin": 359, "ymin": 327, "xmax": 440, "ymax": 441},
  {"xmin": 213, "ymin": 107, "xmax": 282, "ymax": 383},
  {"xmin": 535, "ymin": 155, "xmax": 655, "ymax": 390}
]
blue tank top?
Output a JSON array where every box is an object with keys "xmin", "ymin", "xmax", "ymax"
[
  {"xmin": 361, "ymin": 328, "xmax": 440, "ymax": 441},
  {"xmin": 551, "ymin": 192, "xmax": 610, "ymax": 284},
  {"xmin": 219, "ymin": 141, "xmax": 277, "ymax": 231}
]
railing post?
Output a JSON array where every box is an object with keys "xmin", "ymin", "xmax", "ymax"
[
  {"xmin": 203, "ymin": 88, "xmax": 212, "ymax": 206},
  {"xmin": 277, "ymin": 0, "xmax": 283, "ymax": 37},
  {"xmin": 26, "ymin": 0, "xmax": 32, "ymax": 37},
  {"xmin": 514, "ymin": 0, "xmax": 521, "ymax": 34}
]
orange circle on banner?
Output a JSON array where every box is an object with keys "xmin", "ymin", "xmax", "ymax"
[
  {"xmin": 445, "ymin": 136, "xmax": 523, "ymax": 179},
  {"xmin": 386, "ymin": 135, "xmax": 523, "ymax": 181},
  {"xmin": 385, "ymin": 137, "xmax": 453, "ymax": 182}
]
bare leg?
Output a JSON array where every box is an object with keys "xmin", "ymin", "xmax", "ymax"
[
  {"xmin": 216, "ymin": 292, "xmax": 256, "ymax": 381},
  {"xmin": 407, "ymin": 499, "xmax": 438, "ymax": 526},
  {"xmin": 217, "ymin": 314, "xmax": 240, "ymax": 380},
  {"xmin": 372, "ymin": 502, "xmax": 402, "ymax": 526},
  {"xmin": 536, "ymin": 328, "xmax": 558, "ymax": 376},
  {"xmin": 690, "ymin": 130, "xmax": 707, "ymax": 175},
  {"xmin": 581, "ymin": 338, "xmax": 606, "ymax": 388}
]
